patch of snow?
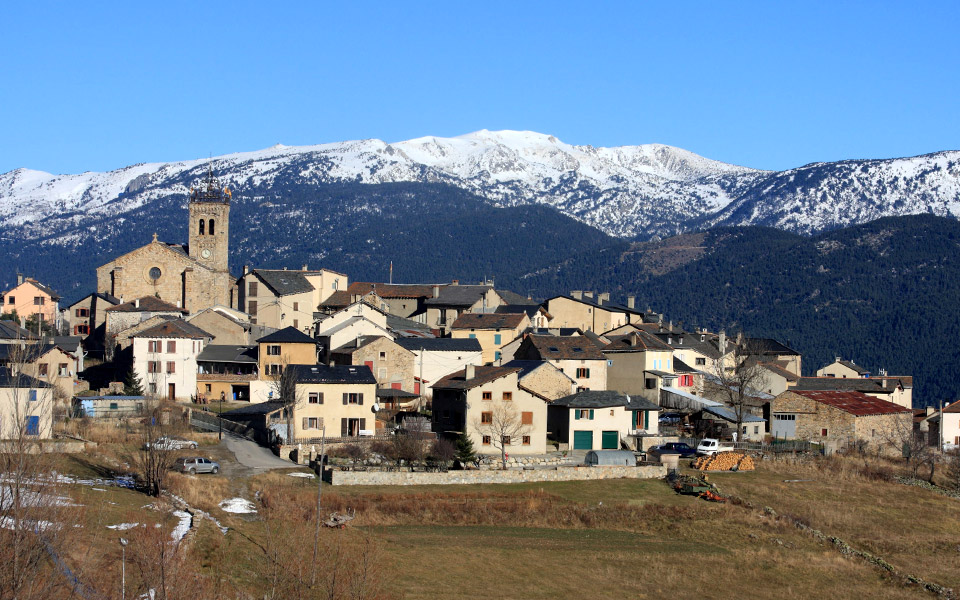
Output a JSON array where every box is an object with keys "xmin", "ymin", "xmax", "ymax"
[
  {"xmin": 219, "ymin": 497, "xmax": 256, "ymax": 514},
  {"xmin": 287, "ymin": 472, "xmax": 316, "ymax": 479},
  {"xmin": 170, "ymin": 510, "xmax": 191, "ymax": 544},
  {"xmin": 107, "ymin": 522, "xmax": 139, "ymax": 530}
]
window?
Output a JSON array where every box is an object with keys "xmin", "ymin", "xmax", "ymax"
[
  {"xmin": 695, "ymin": 357, "xmax": 706, "ymax": 366},
  {"xmin": 199, "ymin": 219, "xmax": 205, "ymax": 235},
  {"xmin": 645, "ymin": 378, "xmax": 657, "ymax": 390},
  {"xmin": 248, "ymin": 301, "xmax": 258, "ymax": 316},
  {"xmin": 871, "ymin": 429, "xmax": 876, "ymax": 438},
  {"xmin": 167, "ymin": 341, "xmax": 176, "ymax": 353},
  {"xmin": 148, "ymin": 383, "xmax": 157, "ymax": 394},
  {"xmin": 208, "ymin": 219, "xmax": 215, "ymax": 235},
  {"xmin": 6, "ymin": 297, "xmax": 12, "ymax": 304},
  {"xmin": 109, "ymin": 402, "xmax": 119, "ymax": 410},
  {"xmin": 502, "ymin": 392, "xmax": 512, "ymax": 401},
  {"xmin": 379, "ymin": 351, "xmax": 386, "ymax": 359},
  {"xmin": 494, "ymin": 334, "xmax": 501, "ymax": 345},
  {"xmin": 25, "ymin": 416, "xmax": 39, "ymax": 436},
  {"xmin": 149, "ymin": 267, "xmax": 162, "ymax": 281},
  {"xmin": 304, "ymin": 417, "xmax": 323, "ymax": 430},
  {"xmin": 309, "ymin": 392, "xmax": 323, "ymax": 404},
  {"xmin": 293, "ymin": 302, "xmax": 299, "ymax": 311},
  {"xmin": 58, "ymin": 363, "xmax": 68, "ymax": 376},
  {"xmin": 267, "ymin": 364, "xmax": 282, "ymax": 376},
  {"xmin": 38, "ymin": 364, "xmax": 48, "ymax": 377},
  {"xmin": 482, "ymin": 391, "xmax": 492, "ymax": 401},
  {"xmin": 576, "ymin": 368, "xmax": 590, "ymax": 378},
  {"xmin": 468, "ymin": 333, "xmax": 476, "ymax": 339},
  {"xmin": 494, "ymin": 351, "xmax": 501, "ymax": 361},
  {"xmin": 576, "ymin": 409, "xmax": 592, "ymax": 420},
  {"xmin": 29, "ymin": 390, "xmax": 37, "ymax": 402},
  {"xmin": 267, "ymin": 345, "xmax": 281, "ymax": 356},
  {"xmin": 482, "ymin": 435, "xmax": 491, "ymax": 445},
  {"xmin": 75, "ymin": 308, "xmax": 89, "ymax": 317},
  {"xmin": 293, "ymin": 319, "xmax": 299, "ymax": 329},
  {"xmin": 166, "ymin": 362, "xmax": 176, "ymax": 374},
  {"xmin": 344, "ymin": 393, "xmax": 362, "ymax": 405},
  {"xmin": 821, "ymin": 428, "xmax": 828, "ymax": 437},
  {"xmin": 205, "ymin": 384, "xmax": 211, "ymax": 392},
  {"xmin": 754, "ymin": 426, "xmax": 760, "ymax": 435},
  {"xmin": 522, "ymin": 435, "xmax": 531, "ymax": 445},
  {"xmin": 481, "ymin": 411, "xmax": 493, "ymax": 424},
  {"xmin": 521, "ymin": 411, "xmax": 533, "ymax": 425},
  {"xmin": 248, "ymin": 281, "xmax": 258, "ymax": 296},
  {"xmin": 147, "ymin": 361, "xmax": 160, "ymax": 373},
  {"xmin": 502, "ymin": 436, "xmax": 511, "ymax": 446},
  {"xmin": 74, "ymin": 325, "xmax": 89, "ymax": 335},
  {"xmin": 33, "ymin": 296, "xmax": 45, "ymax": 306}
]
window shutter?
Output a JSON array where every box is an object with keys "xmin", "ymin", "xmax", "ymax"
[
  {"xmin": 302, "ymin": 417, "xmax": 308, "ymax": 430},
  {"xmin": 360, "ymin": 418, "xmax": 366, "ymax": 430},
  {"xmin": 358, "ymin": 393, "xmax": 363, "ymax": 406},
  {"xmin": 341, "ymin": 418, "xmax": 348, "ymax": 437},
  {"xmin": 589, "ymin": 409, "xmax": 594, "ymax": 420},
  {"xmin": 318, "ymin": 392, "xmax": 324, "ymax": 405},
  {"xmin": 521, "ymin": 411, "xmax": 533, "ymax": 425},
  {"xmin": 574, "ymin": 410, "xmax": 580, "ymax": 420},
  {"xmin": 343, "ymin": 393, "xmax": 348, "ymax": 405},
  {"xmin": 586, "ymin": 368, "xmax": 590, "ymax": 378}
]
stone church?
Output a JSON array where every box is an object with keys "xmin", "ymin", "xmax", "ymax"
[{"xmin": 96, "ymin": 170, "xmax": 235, "ymax": 314}]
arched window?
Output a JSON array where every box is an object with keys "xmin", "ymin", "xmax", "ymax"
[
  {"xmin": 209, "ymin": 219, "xmax": 215, "ymax": 235},
  {"xmin": 198, "ymin": 219, "xmax": 205, "ymax": 235}
]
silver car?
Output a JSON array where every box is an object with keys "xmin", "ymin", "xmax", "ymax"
[
  {"xmin": 146, "ymin": 436, "xmax": 199, "ymax": 451},
  {"xmin": 175, "ymin": 457, "xmax": 220, "ymax": 474}
]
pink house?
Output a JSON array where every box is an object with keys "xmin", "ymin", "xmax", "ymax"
[{"xmin": 2, "ymin": 275, "xmax": 60, "ymax": 326}]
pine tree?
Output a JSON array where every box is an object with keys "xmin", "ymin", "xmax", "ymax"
[
  {"xmin": 123, "ymin": 365, "xmax": 145, "ymax": 396},
  {"xmin": 455, "ymin": 432, "xmax": 476, "ymax": 465}
]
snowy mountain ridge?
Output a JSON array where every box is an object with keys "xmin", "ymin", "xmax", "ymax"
[{"xmin": 1, "ymin": 130, "xmax": 958, "ymax": 239}]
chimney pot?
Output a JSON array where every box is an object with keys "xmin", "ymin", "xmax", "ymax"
[
  {"xmin": 303, "ymin": 264, "xmax": 308, "ymax": 271},
  {"xmin": 16, "ymin": 273, "xmax": 23, "ymax": 286},
  {"xmin": 627, "ymin": 295, "xmax": 636, "ymax": 309},
  {"xmin": 283, "ymin": 266, "xmax": 288, "ymax": 270},
  {"xmin": 243, "ymin": 265, "xmax": 249, "ymax": 275},
  {"xmin": 433, "ymin": 285, "xmax": 440, "ymax": 298},
  {"xmin": 451, "ymin": 280, "xmax": 459, "ymax": 286},
  {"xmin": 584, "ymin": 291, "xmax": 594, "ymax": 299},
  {"xmin": 465, "ymin": 364, "xmax": 475, "ymax": 379},
  {"xmin": 134, "ymin": 298, "xmax": 140, "ymax": 309},
  {"xmin": 571, "ymin": 290, "xmax": 583, "ymax": 300}
]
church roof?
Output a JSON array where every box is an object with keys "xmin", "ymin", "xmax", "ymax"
[{"xmin": 106, "ymin": 296, "xmax": 187, "ymax": 314}]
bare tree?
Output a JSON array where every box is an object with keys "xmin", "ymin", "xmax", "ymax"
[
  {"xmin": 472, "ymin": 400, "xmax": 530, "ymax": 469},
  {"xmin": 132, "ymin": 406, "xmax": 179, "ymax": 497},
  {"xmin": 881, "ymin": 413, "xmax": 938, "ymax": 481},
  {"xmin": 269, "ymin": 357, "xmax": 305, "ymax": 445},
  {"xmin": 708, "ymin": 336, "xmax": 767, "ymax": 439},
  {"xmin": 944, "ymin": 448, "xmax": 960, "ymax": 493}
]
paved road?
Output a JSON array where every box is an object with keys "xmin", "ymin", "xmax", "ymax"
[{"xmin": 223, "ymin": 433, "xmax": 292, "ymax": 470}]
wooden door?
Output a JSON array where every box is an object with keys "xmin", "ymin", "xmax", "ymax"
[{"xmin": 168, "ymin": 383, "xmax": 175, "ymax": 402}]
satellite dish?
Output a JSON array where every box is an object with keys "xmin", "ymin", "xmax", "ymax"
[{"xmin": 372, "ymin": 403, "xmax": 381, "ymax": 412}]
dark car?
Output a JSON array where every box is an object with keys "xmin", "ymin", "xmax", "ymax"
[{"xmin": 647, "ymin": 442, "xmax": 697, "ymax": 459}]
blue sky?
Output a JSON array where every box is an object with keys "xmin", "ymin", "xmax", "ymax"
[{"xmin": 2, "ymin": 1, "xmax": 958, "ymax": 174}]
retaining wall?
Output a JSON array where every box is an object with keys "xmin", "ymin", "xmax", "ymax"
[{"xmin": 328, "ymin": 464, "xmax": 667, "ymax": 486}]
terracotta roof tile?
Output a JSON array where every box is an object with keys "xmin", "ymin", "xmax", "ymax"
[{"xmin": 790, "ymin": 390, "xmax": 910, "ymax": 416}]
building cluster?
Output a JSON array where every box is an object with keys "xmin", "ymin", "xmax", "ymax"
[{"xmin": 3, "ymin": 170, "xmax": 955, "ymax": 457}]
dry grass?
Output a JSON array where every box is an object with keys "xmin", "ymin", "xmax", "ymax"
[{"xmin": 168, "ymin": 472, "xmax": 232, "ymax": 512}]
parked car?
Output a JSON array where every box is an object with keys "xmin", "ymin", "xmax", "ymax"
[
  {"xmin": 175, "ymin": 457, "xmax": 220, "ymax": 474},
  {"xmin": 145, "ymin": 436, "xmax": 199, "ymax": 451},
  {"xmin": 696, "ymin": 438, "xmax": 734, "ymax": 456},
  {"xmin": 647, "ymin": 442, "xmax": 697, "ymax": 458}
]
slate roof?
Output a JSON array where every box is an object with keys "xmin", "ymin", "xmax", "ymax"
[
  {"xmin": 702, "ymin": 405, "xmax": 766, "ymax": 423},
  {"xmin": 760, "ymin": 362, "xmax": 800, "ymax": 382},
  {"xmin": 835, "ymin": 359, "xmax": 871, "ymax": 376},
  {"xmin": 502, "ymin": 359, "xmax": 558, "ymax": 379},
  {"xmin": 347, "ymin": 282, "xmax": 437, "ymax": 299},
  {"xmin": 386, "ymin": 314, "xmax": 435, "ymax": 338},
  {"xmin": 376, "ymin": 388, "xmax": 420, "ymax": 399},
  {"xmin": 495, "ymin": 304, "xmax": 543, "ymax": 319},
  {"xmin": 496, "ymin": 289, "xmax": 533, "ymax": 304},
  {"xmin": 257, "ymin": 326, "xmax": 316, "ymax": 344},
  {"xmin": 252, "ymin": 269, "xmax": 322, "ymax": 296},
  {"xmin": 106, "ymin": 296, "xmax": 185, "ymax": 313},
  {"xmin": 288, "ymin": 364, "xmax": 376, "ymax": 384},
  {"xmin": 0, "ymin": 320, "xmax": 38, "ymax": 341},
  {"xmin": 551, "ymin": 390, "xmax": 660, "ymax": 411},
  {"xmin": 68, "ymin": 291, "xmax": 121, "ymax": 309},
  {"xmin": 433, "ymin": 365, "xmax": 521, "ymax": 390},
  {"xmin": 318, "ymin": 290, "xmax": 352, "ymax": 309},
  {"xmin": 395, "ymin": 337, "xmax": 482, "ymax": 352},
  {"xmin": 793, "ymin": 377, "xmax": 906, "ymax": 394},
  {"xmin": 197, "ymin": 345, "xmax": 258, "ymax": 363},
  {"xmin": 673, "ymin": 357, "xmax": 697, "ymax": 374},
  {"xmin": 133, "ymin": 319, "xmax": 212, "ymax": 340},
  {"xmin": 451, "ymin": 312, "xmax": 527, "ymax": 330},
  {"xmin": 332, "ymin": 335, "xmax": 392, "ymax": 354},
  {"xmin": 602, "ymin": 330, "xmax": 674, "ymax": 353},
  {"xmin": 52, "ymin": 336, "xmax": 83, "ymax": 355},
  {"xmin": 0, "ymin": 366, "xmax": 50, "ymax": 388},
  {"xmin": 743, "ymin": 337, "xmax": 801, "ymax": 356},
  {"xmin": 520, "ymin": 335, "xmax": 605, "ymax": 360},
  {"xmin": 0, "ymin": 343, "xmax": 57, "ymax": 363},
  {"xmin": 424, "ymin": 285, "xmax": 492, "ymax": 307},
  {"xmin": 788, "ymin": 390, "xmax": 911, "ymax": 416}
]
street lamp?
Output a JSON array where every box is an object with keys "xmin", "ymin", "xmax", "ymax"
[{"xmin": 119, "ymin": 537, "xmax": 128, "ymax": 600}]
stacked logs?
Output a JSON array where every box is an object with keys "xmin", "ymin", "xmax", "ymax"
[{"xmin": 692, "ymin": 452, "xmax": 755, "ymax": 471}]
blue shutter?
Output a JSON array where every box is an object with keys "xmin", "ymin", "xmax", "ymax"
[
  {"xmin": 574, "ymin": 410, "xmax": 580, "ymax": 420},
  {"xmin": 494, "ymin": 334, "xmax": 501, "ymax": 345},
  {"xmin": 589, "ymin": 409, "xmax": 594, "ymax": 420},
  {"xmin": 25, "ymin": 416, "xmax": 39, "ymax": 436},
  {"xmin": 29, "ymin": 390, "xmax": 37, "ymax": 402}
]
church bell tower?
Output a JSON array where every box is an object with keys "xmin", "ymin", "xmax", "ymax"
[{"xmin": 188, "ymin": 167, "xmax": 231, "ymax": 273}]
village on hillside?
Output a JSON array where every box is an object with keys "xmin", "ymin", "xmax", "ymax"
[{"xmin": 1, "ymin": 170, "xmax": 955, "ymax": 480}]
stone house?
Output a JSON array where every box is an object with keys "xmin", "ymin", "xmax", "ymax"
[
  {"xmin": 104, "ymin": 296, "xmax": 187, "ymax": 359},
  {"xmin": 287, "ymin": 364, "xmax": 378, "ymax": 440},
  {"xmin": 431, "ymin": 365, "xmax": 547, "ymax": 455},
  {"xmin": 329, "ymin": 335, "xmax": 416, "ymax": 394},
  {"xmin": 450, "ymin": 312, "xmax": 531, "ymax": 364},
  {"xmin": 236, "ymin": 266, "xmax": 347, "ymax": 332},
  {"xmin": 792, "ymin": 376, "xmax": 913, "ymax": 409},
  {"xmin": 394, "ymin": 337, "xmax": 483, "ymax": 401},
  {"xmin": 131, "ymin": 319, "xmax": 212, "ymax": 402},
  {"xmin": 513, "ymin": 334, "xmax": 608, "ymax": 391},
  {"xmin": 602, "ymin": 330, "xmax": 676, "ymax": 402},
  {"xmin": 423, "ymin": 284, "xmax": 504, "ymax": 336},
  {"xmin": 740, "ymin": 337, "xmax": 802, "ymax": 377},
  {"xmin": 187, "ymin": 306, "xmax": 263, "ymax": 346},
  {"xmin": 1, "ymin": 275, "xmax": 61, "ymax": 328},
  {"xmin": 547, "ymin": 390, "xmax": 660, "ymax": 451},
  {"xmin": 65, "ymin": 291, "xmax": 120, "ymax": 357},
  {"xmin": 504, "ymin": 360, "xmax": 576, "ymax": 402},
  {"xmin": 316, "ymin": 316, "xmax": 393, "ymax": 363},
  {"xmin": 769, "ymin": 389, "xmax": 912, "ymax": 449},
  {"xmin": 0, "ymin": 343, "xmax": 78, "ymax": 403},
  {"xmin": 340, "ymin": 282, "xmax": 436, "ymax": 319},
  {"xmin": 543, "ymin": 292, "xmax": 644, "ymax": 333},
  {"xmin": 0, "ymin": 367, "xmax": 53, "ymax": 439}
]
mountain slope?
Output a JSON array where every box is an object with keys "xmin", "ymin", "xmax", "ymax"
[{"xmin": 513, "ymin": 214, "xmax": 960, "ymax": 405}]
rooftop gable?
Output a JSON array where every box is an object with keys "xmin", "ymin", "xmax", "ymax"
[
  {"xmin": 451, "ymin": 312, "xmax": 527, "ymax": 330},
  {"xmin": 106, "ymin": 296, "xmax": 186, "ymax": 314},
  {"xmin": 132, "ymin": 319, "xmax": 212, "ymax": 340},
  {"xmin": 788, "ymin": 390, "xmax": 910, "ymax": 416},
  {"xmin": 433, "ymin": 365, "xmax": 520, "ymax": 390},
  {"xmin": 257, "ymin": 326, "xmax": 316, "ymax": 344}
]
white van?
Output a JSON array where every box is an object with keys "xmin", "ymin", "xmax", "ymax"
[{"xmin": 696, "ymin": 438, "xmax": 734, "ymax": 456}]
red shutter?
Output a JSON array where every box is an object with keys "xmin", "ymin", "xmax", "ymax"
[
  {"xmin": 391, "ymin": 382, "xmax": 401, "ymax": 390},
  {"xmin": 414, "ymin": 381, "xmax": 421, "ymax": 394}
]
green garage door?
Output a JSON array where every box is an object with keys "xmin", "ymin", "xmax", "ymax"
[
  {"xmin": 573, "ymin": 430, "xmax": 594, "ymax": 450},
  {"xmin": 601, "ymin": 430, "xmax": 619, "ymax": 450}
]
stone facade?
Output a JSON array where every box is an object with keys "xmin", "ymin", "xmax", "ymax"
[
  {"xmin": 771, "ymin": 390, "xmax": 911, "ymax": 449},
  {"xmin": 328, "ymin": 464, "xmax": 666, "ymax": 486},
  {"xmin": 330, "ymin": 336, "xmax": 416, "ymax": 393},
  {"xmin": 517, "ymin": 362, "xmax": 575, "ymax": 401}
]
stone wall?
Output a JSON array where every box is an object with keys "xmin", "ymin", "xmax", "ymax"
[{"xmin": 328, "ymin": 464, "xmax": 667, "ymax": 486}]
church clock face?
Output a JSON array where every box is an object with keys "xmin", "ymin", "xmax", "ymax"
[{"xmin": 200, "ymin": 248, "xmax": 211, "ymax": 259}]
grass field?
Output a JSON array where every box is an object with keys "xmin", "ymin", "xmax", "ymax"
[{"xmin": 21, "ymin": 445, "xmax": 960, "ymax": 599}]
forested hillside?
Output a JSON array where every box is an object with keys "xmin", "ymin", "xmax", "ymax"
[{"xmin": 515, "ymin": 214, "xmax": 960, "ymax": 405}]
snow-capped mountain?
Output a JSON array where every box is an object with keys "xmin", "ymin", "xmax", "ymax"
[{"xmin": 0, "ymin": 130, "xmax": 958, "ymax": 244}]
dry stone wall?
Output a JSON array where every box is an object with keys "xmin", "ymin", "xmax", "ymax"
[{"xmin": 328, "ymin": 464, "xmax": 666, "ymax": 486}]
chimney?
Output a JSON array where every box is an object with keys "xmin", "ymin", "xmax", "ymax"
[
  {"xmin": 668, "ymin": 336, "xmax": 673, "ymax": 346},
  {"xmin": 451, "ymin": 280, "xmax": 459, "ymax": 286},
  {"xmin": 627, "ymin": 295, "xmax": 635, "ymax": 309},
  {"xmin": 302, "ymin": 264, "xmax": 308, "ymax": 271},
  {"xmin": 465, "ymin": 364, "xmax": 475, "ymax": 379},
  {"xmin": 926, "ymin": 406, "xmax": 935, "ymax": 416},
  {"xmin": 584, "ymin": 291, "xmax": 594, "ymax": 299},
  {"xmin": 16, "ymin": 273, "xmax": 23, "ymax": 286},
  {"xmin": 630, "ymin": 333, "xmax": 638, "ymax": 347},
  {"xmin": 243, "ymin": 265, "xmax": 249, "ymax": 275},
  {"xmin": 134, "ymin": 298, "xmax": 140, "ymax": 309},
  {"xmin": 719, "ymin": 331, "xmax": 726, "ymax": 353},
  {"xmin": 668, "ymin": 320, "xmax": 673, "ymax": 333},
  {"xmin": 283, "ymin": 266, "xmax": 288, "ymax": 270},
  {"xmin": 176, "ymin": 300, "xmax": 181, "ymax": 308},
  {"xmin": 432, "ymin": 285, "xmax": 440, "ymax": 298},
  {"xmin": 571, "ymin": 290, "xmax": 583, "ymax": 300},
  {"xmin": 598, "ymin": 292, "xmax": 610, "ymax": 305}
]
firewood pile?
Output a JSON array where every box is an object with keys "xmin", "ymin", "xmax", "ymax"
[{"xmin": 692, "ymin": 452, "xmax": 755, "ymax": 471}]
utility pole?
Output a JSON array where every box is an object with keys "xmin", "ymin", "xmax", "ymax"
[
  {"xmin": 311, "ymin": 426, "xmax": 326, "ymax": 584},
  {"xmin": 940, "ymin": 398, "xmax": 945, "ymax": 453},
  {"xmin": 419, "ymin": 345, "xmax": 424, "ymax": 412},
  {"xmin": 119, "ymin": 537, "xmax": 128, "ymax": 600}
]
